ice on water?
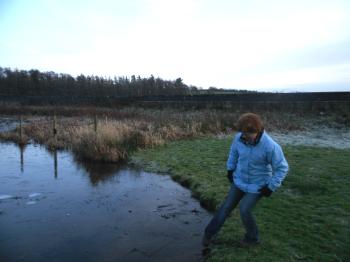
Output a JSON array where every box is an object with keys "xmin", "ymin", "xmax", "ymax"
[
  {"xmin": 29, "ymin": 193, "xmax": 42, "ymax": 198},
  {"xmin": 0, "ymin": 193, "xmax": 43, "ymax": 201},
  {"xmin": 0, "ymin": 194, "xmax": 13, "ymax": 200}
]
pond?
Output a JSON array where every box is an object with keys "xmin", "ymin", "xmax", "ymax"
[{"xmin": 0, "ymin": 142, "xmax": 211, "ymax": 262}]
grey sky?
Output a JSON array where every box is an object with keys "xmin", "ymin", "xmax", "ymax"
[{"xmin": 0, "ymin": 0, "xmax": 349, "ymax": 91}]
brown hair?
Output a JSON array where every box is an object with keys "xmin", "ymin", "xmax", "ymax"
[{"xmin": 237, "ymin": 113, "xmax": 264, "ymax": 133}]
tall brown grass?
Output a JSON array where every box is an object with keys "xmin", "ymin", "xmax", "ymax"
[{"xmin": 1, "ymin": 107, "xmax": 348, "ymax": 162}]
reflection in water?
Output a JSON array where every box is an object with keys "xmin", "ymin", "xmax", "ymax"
[
  {"xmin": 17, "ymin": 143, "xmax": 124, "ymax": 184},
  {"xmin": 73, "ymin": 156, "xmax": 125, "ymax": 186},
  {"xmin": 47, "ymin": 149, "xmax": 59, "ymax": 179},
  {"xmin": 19, "ymin": 144, "xmax": 26, "ymax": 173},
  {"xmin": 54, "ymin": 150, "xmax": 58, "ymax": 179}
]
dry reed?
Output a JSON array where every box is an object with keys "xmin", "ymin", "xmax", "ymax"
[{"xmin": 1, "ymin": 107, "xmax": 347, "ymax": 162}]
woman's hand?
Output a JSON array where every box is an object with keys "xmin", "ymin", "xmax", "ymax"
[
  {"xmin": 227, "ymin": 170, "xmax": 233, "ymax": 183},
  {"xmin": 259, "ymin": 185, "xmax": 273, "ymax": 197}
]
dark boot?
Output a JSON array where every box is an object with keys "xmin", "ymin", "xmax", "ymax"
[
  {"xmin": 239, "ymin": 237, "xmax": 260, "ymax": 248},
  {"xmin": 202, "ymin": 234, "xmax": 211, "ymax": 247}
]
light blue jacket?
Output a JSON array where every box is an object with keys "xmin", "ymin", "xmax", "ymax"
[{"xmin": 227, "ymin": 131, "xmax": 289, "ymax": 193}]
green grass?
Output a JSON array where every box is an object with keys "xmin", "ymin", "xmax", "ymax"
[{"xmin": 130, "ymin": 136, "xmax": 350, "ymax": 261}]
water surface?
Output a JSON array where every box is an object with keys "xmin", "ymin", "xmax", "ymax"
[{"xmin": 0, "ymin": 142, "xmax": 210, "ymax": 262}]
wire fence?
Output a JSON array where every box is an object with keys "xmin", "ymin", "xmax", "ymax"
[{"xmin": 16, "ymin": 114, "xmax": 106, "ymax": 142}]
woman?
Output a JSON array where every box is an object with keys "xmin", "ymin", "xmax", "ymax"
[{"xmin": 203, "ymin": 113, "xmax": 289, "ymax": 247}]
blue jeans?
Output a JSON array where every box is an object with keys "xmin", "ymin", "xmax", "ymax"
[{"xmin": 204, "ymin": 183, "xmax": 262, "ymax": 242}]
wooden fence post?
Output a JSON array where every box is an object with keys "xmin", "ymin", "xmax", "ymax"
[
  {"xmin": 53, "ymin": 113, "xmax": 57, "ymax": 144},
  {"xmin": 94, "ymin": 114, "xmax": 98, "ymax": 133},
  {"xmin": 19, "ymin": 115, "xmax": 23, "ymax": 141}
]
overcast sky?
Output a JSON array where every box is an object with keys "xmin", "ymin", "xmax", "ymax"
[{"xmin": 1, "ymin": 0, "xmax": 349, "ymax": 91}]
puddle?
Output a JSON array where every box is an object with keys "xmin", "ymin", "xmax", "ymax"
[
  {"xmin": 0, "ymin": 117, "xmax": 23, "ymax": 133},
  {"xmin": 0, "ymin": 142, "xmax": 210, "ymax": 262}
]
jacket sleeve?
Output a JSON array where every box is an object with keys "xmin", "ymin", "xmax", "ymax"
[
  {"xmin": 267, "ymin": 144, "xmax": 289, "ymax": 191},
  {"xmin": 226, "ymin": 135, "xmax": 239, "ymax": 171}
]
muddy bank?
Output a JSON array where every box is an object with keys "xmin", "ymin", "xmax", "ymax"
[{"xmin": 0, "ymin": 143, "xmax": 211, "ymax": 262}]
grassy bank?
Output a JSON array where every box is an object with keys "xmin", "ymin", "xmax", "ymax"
[{"xmin": 130, "ymin": 136, "xmax": 350, "ymax": 261}]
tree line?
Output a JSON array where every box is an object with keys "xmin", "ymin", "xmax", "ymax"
[
  {"xmin": 0, "ymin": 67, "xmax": 199, "ymax": 97},
  {"xmin": 0, "ymin": 67, "xmax": 260, "ymax": 99}
]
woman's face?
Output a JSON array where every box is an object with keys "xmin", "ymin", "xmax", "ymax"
[{"xmin": 242, "ymin": 132, "xmax": 258, "ymax": 142}]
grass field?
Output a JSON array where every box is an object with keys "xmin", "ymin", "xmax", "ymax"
[{"xmin": 130, "ymin": 136, "xmax": 350, "ymax": 261}]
